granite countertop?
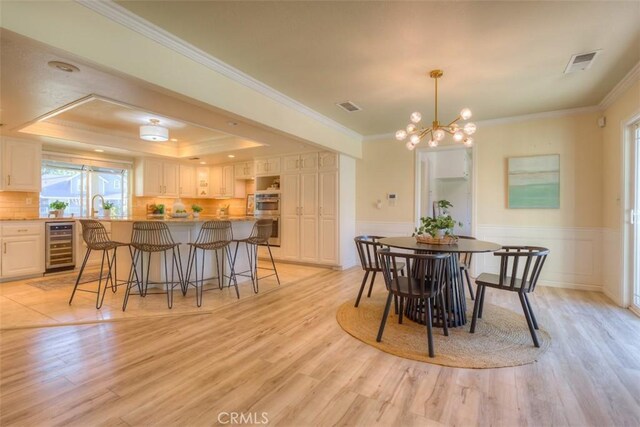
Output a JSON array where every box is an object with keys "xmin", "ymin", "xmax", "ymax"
[{"xmin": 0, "ymin": 216, "xmax": 255, "ymax": 223}]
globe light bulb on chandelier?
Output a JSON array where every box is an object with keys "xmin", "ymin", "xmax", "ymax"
[{"xmin": 395, "ymin": 70, "xmax": 477, "ymax": 150}]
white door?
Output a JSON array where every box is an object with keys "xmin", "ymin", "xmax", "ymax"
[
  {"xmin": 209, "ymin": 166, "xmax": 223, "ymax": 197},
  {"xmin": 255, "ymin": 160, "xmax": 269, "ymax": 176},
  {"xmin": 162, "ymin": 162, "xmax": 180, "ymax": 197},
  {"xmin": 299, "ymin": 172, "xmax": 318, "ymax": 262},
  {"xmin": 299, "ymin": 153, "xmax": 319, "ymax": 172},
  {"xmin": 1, "ymin": 236, "xmax": 42, "ymax": 277},
  {"xmin": 267, "ymin": 157, "xmax": 281, "ymax": 174},
  {"xmin": 281, "ymin": 174, "xmax": 300, "ymax": 260},
  {"xmin": 222, "ymin": 165, "xmax": 234, "ymax": 197},
  {"xmin": 318, "ymin": 170, "xmax": 338, "ymax": 263},
  {"xmin": 3, "ymin": 140, "xmax": 41, "ymax": 191},
  {"xmin": 633, "ymin": 123, "xmax": 640, "ymax": 312},
  {"xmin": 282, "ymin": 155, "xmax": 300, "ymax": 173},
  {"xmin": 179, "ymin": 165, "xmax": 196, "ymax": 197},
  {"xmin": 143, "ymin": 159, "xmax": 164, "ymax": 196},
  {"xmin": 319, "ymin": 152, "xmax": 338, "ymax": 171}
]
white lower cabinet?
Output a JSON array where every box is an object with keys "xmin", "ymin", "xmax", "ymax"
[{"xmin": 0, "ymin": 222, "xmax": 45, "ymax": 279}]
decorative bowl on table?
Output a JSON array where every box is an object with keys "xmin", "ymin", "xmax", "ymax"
[
  {"xmin": 415, "ymin": 234, "xmax": 458, "ymax": 245},
  {"xmin": 171, "ymin": 211, "xmax": 189, "ymax": 218}
]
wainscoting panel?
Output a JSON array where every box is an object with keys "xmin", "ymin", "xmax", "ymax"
[{"xmin": 475, "ymin": 225, "xmax": 603, "ymax": 292}]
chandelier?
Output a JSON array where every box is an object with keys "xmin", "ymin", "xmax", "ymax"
[
  {"xmin": 140, "ymin": 119, "xmax": 169, "ymax": 142},
  {"xmin": 395, "ymin": 69, "xmax": 476, "ymax": 150}
]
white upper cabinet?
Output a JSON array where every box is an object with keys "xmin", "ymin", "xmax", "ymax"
[
  {"xmin": 179, "ymin": 165, "xmax": 196, "ymax": 197},
  {"xmin": 434, "ymin": 149, "xmax": 468, "ymax": 179},
  {"xmin": 210, "ymin": 165, "xmax": 245, "ymax": 198},
  {"xmin": 1, "ymin": 138, "xmax": 42, "ymax": 192},
  {"xmin": 135, "ymin": 158, "xmax": 180, "ymax": 197},
  {"xmin": 234, "ymin": 162, "xmax": 255, "ymax": 179},
  {"xmin": 196, "ymin": 166, "xmax": 210, "ymax": 198},
  {"xmin": 255, "ymin": 157, "xmax": 281, "ymax": 176},
  {"xmin": 283, "ymin": 153, "xmax": 318, "ymax": 173},
  {"xmin": 319, "ymin": 152, "xmax": 338, "ymax": 171}
]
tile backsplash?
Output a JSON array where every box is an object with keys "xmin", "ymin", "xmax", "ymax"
[
  {"xmin": 0, "ymin": 192, "xmax": 40, "ymax": 219},
  {"xmin": 132, "ymin": 180, "xmax": 255, "ymax": 217}
]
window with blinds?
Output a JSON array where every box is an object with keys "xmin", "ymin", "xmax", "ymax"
[{"xmin": 40, "ymin": 155, "xmax": 131, "ymax": 218}]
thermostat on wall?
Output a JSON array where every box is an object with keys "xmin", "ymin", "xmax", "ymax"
[{"xmin": 387, "ymin": 193, "xmax": 397, "ymax": 207}]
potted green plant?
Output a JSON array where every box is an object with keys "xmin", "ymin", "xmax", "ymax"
[
  {"xmin": 414, "ymin": 200, "xmax": 462, "ymax": 242},
  {"xmin": 149, "ymin": 203, "xmax": 165, "ymax": 218},
  {"xmin": 102, "ymin": 201, "xmax": 115, "ymax": 218},
  {"xmin": 49, "ymin": 200, "xmax": 69, "ymax": 218},
  {"xmin": 192, "ymin": 204, "xmax": 203, "ymax": 219}
]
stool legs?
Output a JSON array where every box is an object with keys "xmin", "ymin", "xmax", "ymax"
[
  {"xmin": 186, "ymin": 245, "xmax": 239, "ymax": 307},
  {"xmin": 123, "ymin": 247, "xmax": 182, "ymax": 311},
  {"xmin": 69, "ymin": 247, "xmax": 120, "ymax": 309}
]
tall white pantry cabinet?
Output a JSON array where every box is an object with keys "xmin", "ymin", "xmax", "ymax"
[{"xmin": 280, "ymin": 152, "xmax": 338, "ymax": 265}]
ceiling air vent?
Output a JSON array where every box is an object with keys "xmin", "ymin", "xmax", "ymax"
[
  {"xmin": 336, "ymin": 101, "xmax": 362, "ymax": 112},
  {"xmin": 564, "ymin": 50, "xmax": 602, "ymax": 74}
]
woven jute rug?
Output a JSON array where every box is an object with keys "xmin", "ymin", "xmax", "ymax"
[{"xmin": 336, "ymin": 293, "xmax": 551, "ymax": 369}]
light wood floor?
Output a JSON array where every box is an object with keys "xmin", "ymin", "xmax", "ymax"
[{"xmin": 1, "ymin": 266, "xmax": 640, "ymax": 426}]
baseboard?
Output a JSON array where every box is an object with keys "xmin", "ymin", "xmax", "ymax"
[
  {"xmin": 603, "ymin": 286, "xmax": 624, "ymax": 307},
  {"xmin": 538, "ymin": 280, "xmax": 602, "ymax": 292}
]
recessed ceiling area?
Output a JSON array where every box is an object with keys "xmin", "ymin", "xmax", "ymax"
[
  {"xmin": 0, "ymin": 29, "xmax": 324, "ymax": 163},
  {"xmin": 19, "ymin": 95, "xmax": 266, "ymax": 159},
  {"xmin": 116, "ymin": 0, "xmax": 640, "ymax": 135}
]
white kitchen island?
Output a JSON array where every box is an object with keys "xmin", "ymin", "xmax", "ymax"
[{"xmin": 106, "ymin": 216, "xmax": 256, "ymax": 290}]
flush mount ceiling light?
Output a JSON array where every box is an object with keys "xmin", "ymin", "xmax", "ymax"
[
  {"xmin": 47, "ymin": 61, "xmax": 80, "ymax": 73},
  {"xmin": 227, "ymin": 154, "xmax": 235, "ymax": 158},
  {"xmin": 139, "ymin": 119, "xmax": 169, "ymax": 142},
  {"xmin": 396, "ymin": 70, "xmax": 476, "ymax": 150}
]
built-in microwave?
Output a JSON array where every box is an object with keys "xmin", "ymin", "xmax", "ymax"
[{"xmin": 254, "ymin": 193, "xmax": 280, "ymax": 215}]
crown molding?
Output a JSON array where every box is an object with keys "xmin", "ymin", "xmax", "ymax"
[
  {"xmin": 475, "ymin": 105, "xmax": 601, "ymax": 127},
  {"xmin": 362, "ymin": 105, "xmax": 602, "ymax": 141},
  {"xmin": 362, "ymin": 132, "xmax": 395, "ymax": 141},
  {"xmin": 75, "ymin": 0, "xmax": 361, "ymax": 141},
  {"xmin": 599, "ymin": 60, "xmax": 640, "ymax": 110}
]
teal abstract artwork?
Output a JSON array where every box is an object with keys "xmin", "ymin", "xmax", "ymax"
[{"xmin": 508, "ymin": 155, "xmax": 560, "ymax": 209}]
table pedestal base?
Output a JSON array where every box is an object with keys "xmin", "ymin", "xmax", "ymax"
[{"xmin": 404, "ymin": 255, "xmax": 467, "ymax": 327}]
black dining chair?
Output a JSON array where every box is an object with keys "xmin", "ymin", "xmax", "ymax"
[
  {"xmin": 376, "ymin": 248, "xmax": 451, "ymax": 358},
  {"xmin": 353, "ymin": 236, "xmax": 405, "ymax": 308},
  {"xmin": 470, "ymin": 246, "xmax": 549, "ymax": 347}
]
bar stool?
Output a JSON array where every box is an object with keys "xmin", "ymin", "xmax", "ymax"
[
  {"xmin": 69, "ymin": 219, "xmax": 131, "ymax": 309},
  {"xmin": 123, "ymin": 221, "xmax": 185, "ymax": 310},
  {"xmin": 185, "ymin": 220, "xmax": 239, "ymax": 307},
  {"xmin": 232, "ymin": 218, "xmax": 280, "ymax": 293}
]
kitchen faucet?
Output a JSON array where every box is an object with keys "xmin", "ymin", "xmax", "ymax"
[{"xmin": 91, "ymin": 194, "xmax": 105, "ymax": 218}]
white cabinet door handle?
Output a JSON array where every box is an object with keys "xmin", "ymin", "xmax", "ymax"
[
  {"xmin": 7, "ymin": 175, "xmax": 10, "ymax": 186},
  {"xmin": 319, "ymin": 206, "xmax": 322, "ymax": 216}
]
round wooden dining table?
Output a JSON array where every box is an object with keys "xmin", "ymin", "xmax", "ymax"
[{"xmin": 377, "ymin": 236, "xmax": 501, "ymax": 327}]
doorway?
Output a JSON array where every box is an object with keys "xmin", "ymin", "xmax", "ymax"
[{"xmin": 415, "ymin": 146, "xmax": 474, "ymax": 236}]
